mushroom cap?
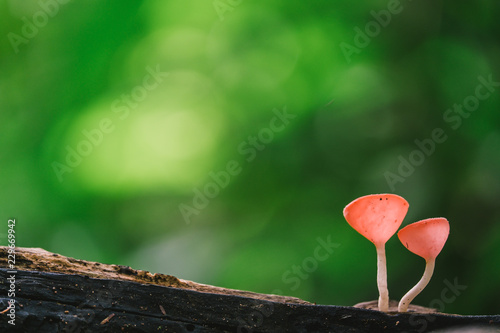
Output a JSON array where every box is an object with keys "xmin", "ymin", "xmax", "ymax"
[
  {"xmin": 343, "ymin": 194, "xmax": 409, "ymax": 246},
  {"xmin": 398, "ymin": 217, "xmax": 450, "ymax": 260}
]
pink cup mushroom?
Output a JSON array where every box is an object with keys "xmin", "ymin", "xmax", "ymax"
[
  {"xmin": 343, "ymin": 194, "xmax": 409, "ymax": 312},
  {"xmin": 397, "ymin": 217, "xmax": 450, "ymax": 312}
]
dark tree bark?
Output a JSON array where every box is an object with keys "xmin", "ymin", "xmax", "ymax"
[{"xmin": 0, "ymin": 247, "xmax": 499, "ymax": 332}]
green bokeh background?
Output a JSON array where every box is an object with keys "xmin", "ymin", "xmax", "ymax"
[{"xmin": 1, "ymin": 0, "xmax": 499, "ymax": 315}]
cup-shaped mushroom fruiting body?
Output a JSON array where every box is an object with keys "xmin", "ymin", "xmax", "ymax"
[
  {"xmin": 343, "ymin": 194, "xmax": 409, "ymax": 312},
  {"xmin": 397, "ymin": 217, "xmax": 450, "ymax": 312}
]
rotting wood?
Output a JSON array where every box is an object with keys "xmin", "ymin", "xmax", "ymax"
[
  {"xmin": 0, "ymin": 247, "xmax": 499, "ymax": 332},
  {"xmin": 0, "ymin": 246, "xmax": 309, "ymax": 305}
]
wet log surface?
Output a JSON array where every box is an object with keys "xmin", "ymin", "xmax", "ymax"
[{"xmin": 0, "ymin": 247, "xmax": 499, "ymax": 332}]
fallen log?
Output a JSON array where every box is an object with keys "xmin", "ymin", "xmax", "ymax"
[{"xmin": 0, "ymin": 247, "xmax": 498, "ymax": 332}]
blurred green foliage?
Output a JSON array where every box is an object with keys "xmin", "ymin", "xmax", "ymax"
[{"xmin": 1, "ymin": 0, "xmax": 499, "ymax": 315}]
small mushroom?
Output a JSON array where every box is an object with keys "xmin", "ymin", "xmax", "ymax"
[
  {"xmin": 397, "ymin": 217, "xmax": 450, "ymax": 312},
  {"xmin": 343, "ymin": 194, "xmax": 409, "ymax": 312}
]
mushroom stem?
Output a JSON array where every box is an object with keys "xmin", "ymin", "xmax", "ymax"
[
  {"xmin": 398, "ymin": 259, "xmax": 435, "ymax": 312},
  {"xmin": 376, "ymin": 244, "xmax": 389, "ymax": 312}
]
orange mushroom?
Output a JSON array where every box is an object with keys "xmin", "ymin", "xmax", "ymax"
[
  {"xmin": 343, "ymin": 194, "xmax": 409, "ymax": 312},
  {"xmin": 397, "ymin": 217, "xmax": 450, "ymax": 312}
]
